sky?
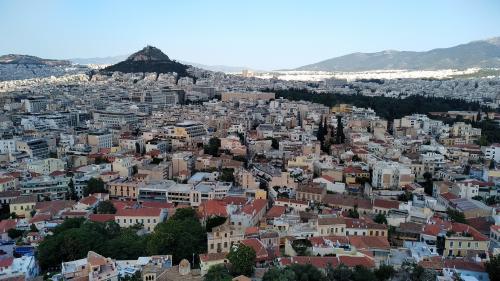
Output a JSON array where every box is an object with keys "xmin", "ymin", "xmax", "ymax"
[{"xmin": 1, "ymin": 0, "xmax": 500, "ymax": 70}]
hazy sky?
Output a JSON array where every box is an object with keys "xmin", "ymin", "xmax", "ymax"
[{"xmin": 1, "ymin": 0, "xmax": 500, "ymax": 70}]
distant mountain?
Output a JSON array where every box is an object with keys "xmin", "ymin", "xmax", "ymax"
[
  {"xmin": 70, "ymin": 55, "xmax": 128, "ymax": 65},
  {"xmin": 0, "ymin": 54, "xmax": 71, "ymax": 66},
  {"xmin": 71, "ymin": 54, "xmax": 253, "ymax": 73},
  {"xmin": 295, "ymin": 37, "xmax": 500, "ymax": 71},
  {"xmin": 102, "ymin": 46, "xmax": 190, "ymax": 76}
]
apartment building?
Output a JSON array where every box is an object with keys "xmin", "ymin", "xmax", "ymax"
[
  {"xmin": 371, "ymin": 161, "xmax": 414, "ymax": 189},
  {"xmin": 114, "ymin": 207, "xmax": 167, "ymax": 232},
  {"xmin": 207, "ymin": 224, "xmax": 245, "ymax": 254}
]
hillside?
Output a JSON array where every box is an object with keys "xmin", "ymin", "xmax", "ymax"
[
  {"xmin": 296, "ymin": 37, "xmax": 500, "ymax": 71},
  {"xmin": 101, "ymin": 46, "xmax": 190, "ymax": 77}
]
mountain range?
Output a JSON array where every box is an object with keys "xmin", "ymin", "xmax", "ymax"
[
  {"xmin": 0, "ymin": 54, "xmax": 71, "ymax": 66},
  {"xmin": 295, "ymin": 37, "xmax": 500, "ymax": 71}
]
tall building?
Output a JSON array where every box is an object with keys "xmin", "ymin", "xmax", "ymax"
[{"xmin": 16, "ymin": 138, "xmax": 49, "ymax": 159}]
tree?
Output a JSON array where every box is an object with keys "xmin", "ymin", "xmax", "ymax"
[
  {"xmin": 267, "ymin": 137, "xmax": 279, "ymax": 150},
  {"xmin": 219, "ymin": 168, "xmax": 235, "ymax": 183},
  {"xmin": 205, "ymin": 216, "xmax": 227, "ymax": 232},
  {"xmin": 422, "ymin": 172, "xmax": 433, "ymax": 195},
  {"xmin": 374, "ymin": 264, "xmax": 395, "ymax": 281},
  {"xmin": 489, "ymin": 160, "xmax": 496, "ymax": 170},
  {"xmin": 291, "ymin": 239, "xmax": 312, "ymax": 256},
  {"xmin": 96, "ymin": 200, "xmax": 117, "ymax": 214},
  {"xmin": 147, "ymin": 208, "xmax": 206, "ymax": 264},
  {"xmin": 335, "ymin": 116, "xmax": 345, "ymax": 144},
  {"xmin": 30, "ymin": 223, "xmax": 39, "ymax": 233},
  {"xmin": 374, "ymin": 213, "xmax": 387, "ymax": 224},
  {"xmin": 227, "ymin": 244, "xmax": 256, "ymax": 276},
  {"xmin": 84, "ymin": 178, "xmax": 106, "ymax": 197},
  {"xmin": 204, "ymin": 264, "xmax": 232, "ymax": 281},
  {"xmin": 446, "ymin": 208, "xmax": 466, "ymax": 224},
  {"xmin": 352, "ymin": 155, "xmax": 361, "ymax": 162},
  {"xmin": 262, "ymin": 267, "xmax": 296, "ymax": 281},
  {"xmin": 289, "ymin": 264, "xmax": 326, "ymax": 281},
  {"xmin": 347, "ymin": 206, "xmax": 359, "ymax": 218},
  {"xmin": 204, "ymin": 137, "xmax": 221, "ymax": 157},
  {"xmin": 485, "ymin": 255, "xmax": 500, "ymax": 281},
  {"xmin": 398, "ymin": 191, "xmax": 413, "ymax": 202},
  {"xmin": 67, "ymin": 178, "xmax": 78, "ymax": 200},
  {"xmin": 352, "ymin": 265, "xmax": 377, "ymax": 281},
  {"xmin": 8, "ymin": 228, "xmax": 23, "ymax": 239},
  {"xmin": 326, "ymin": 263, "xmax": 352, "ymax": 281}
]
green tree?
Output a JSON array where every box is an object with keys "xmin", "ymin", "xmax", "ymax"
[
  {"xmin": 67, "ymin": 178, "xmax": 78, "ymax": 200},
  {"xmin": 7, "ymin": 228, "xmax": 23, "ymax": 239},
  {"xmin": 335, "ymin": 116, "xmax": 345, "ymax": 144},
  {"xmin": 227, "ymin": 244, "xmax": 256, "ymax": 277},
  {"xmin": 446, "ymin": 208, "xmax": 467, "ymax": 224},
  {"xmin": 147, "ymin": 208, "xmax": 205, "ymax": 264},
  {"xmin": 352, "ymin": 265, "xmax": 377, "ymax": 281},
  {"xmin": 374, "ymin": 264, "xmax": 395, "ymax": 281},
  {"xmin": 485, "ymin": 255, "xmax": 500, "ymax": 281},
  {"xmin": 289, "ymin": 264, "xmax": 326, "ymax": 281},
  {"xmin": 374, "ymin": 213, "xmax": 387, "ymax": 224},
  {"xmin": 219, "ymin": 168, "xmax": 235, "ymax": 183},
  {"xmin": 266, "ymin": 137, "xmax": 280, "ymax": 150},
  {"xmin": 422, "ymin": 172, "xmax": 433, "ymax": 195},
  {"xmin": 84, "ymin": 178, "xmax": 106, "ymax": 197},
  {"xmin": 262, "ymin": 267, "xmax": 296, "ymax": 281},
  {"xmin": 347, "ymin": 206, "xmax": 360, "ymax": 218},
  {"xmin": 30, "ymin": 223, "xmax": 39, "ymax": 233},
  {"xmin": 204, "ymin": 137, "xmax": 221, "ymax": 157},
  {"xmin": 206, "ymin": 216, "xmax": 227, "ymax": 232},
  {"xmin": 326, "ymin": 263, "xmax": 352, "ymax": 281},
  {"xmin": 96, "ymin": 200, "xmax": 117, "ymax": 214},
  {"xmin": 204, "ymin": 264, "xmax": 232, "ymax": 281}
]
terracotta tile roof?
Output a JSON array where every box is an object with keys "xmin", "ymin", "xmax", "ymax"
[
  {"xmin": 29, "ymin": 213, "xmax": 52, "ymax": 223},
  {"xmin": 0, "ymin": 257, "xmax": 14, "ymax": 268},
  {"xmin": 241, "ymin": 239, "xmax": 268, "ymax": 262},
  {"xmin": 440, "ymin": 192, "xmax": 459, "ymax": 201},
  {"xmin": 89, "ymin": 214, "xmax": 116, "ymax": 223},
  {"xmin": 245, "ymin": 226, "xmax": 259, "ymax": 237},
  {"xmin": 275, "ymin": 198, "xmax": 308, "ymax": 205},
  {"xmin": 141, "ymin": 201, "xmax": 175, "ymax": 209},
  {"xmin": 373, "ymin": 199, "xmax": 400, "ymax": 209},
  {"xmin": 199, "ymin": 252, "xmax": 227, "ymax": 262},
  {"xmin": 265, "ymin": 206, "xmax": 286, "ymax": 219},
  {"xmin": 0, "ymin": 190, "xmax": 21, "ymax": 198},
  {"xmin": 317, "ymin": 217, "xmax": 345, "ymax": 225},
  {"xmin": 323, "ymin": 194, "xmax": 372, "ymax": 210},
  {"xmin": 79, "ymin": 196, "xmax": 98, "ymax": 206},
  {"xmin": 115, "ymin": 207, "xmax": 162, "ymax": 217},
  {"xmin": 443, "ymin": 259, "xmax": 486, "ymax": 272},
  {"xmin": 0, "ymin": 177, "xmax": 15, "ymax": 184},
  {"xmin": 349, "ymin": 236, "xmax": 390, "ymax": 250},
  {"xmin": 0, "ymin": 219, "xmax": 17, "ymax": 233},
  {"xmin": 11, "ymin": 195, "xmax": 37, "ymax": 204},
  {"xmin": 198, "ymin": 200, "xmax": 227, "ymax": 218},
  {"xmin": 222, "ymin": 196, "xmax": 247, "ymax": 205},
  {"xmin": 241, "ymin": 199, "xmax": 267, "ymax": 216}
]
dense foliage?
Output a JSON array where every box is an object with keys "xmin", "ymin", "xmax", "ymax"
[
  {"xmin": 226, "ymin": 244, "xmax": 256, "ymax": 277},
  {"xmin": 274, "ymin": 89, "xmax": 484, "ymax": 121},
  {"xmin": 84, "ymin": 178, "xmax": 106, "ymax": 197},
  {"xmin": 146, "ymin": 208, "xmax": 206, "ymax": 264},
  {"xmin": 204, "ymin": 264, "xmax": 232, "ymax": 281},
  {"xmin": 96, "ymin": 200, "xmax": 117, "ymax": 214},
  {"xmin": 38, "ymin": 208, "xmax": 206, "ymax": 272},
  {"xmin": 37, "ymin": 218, "xmax": 147, "ymax": 271}
]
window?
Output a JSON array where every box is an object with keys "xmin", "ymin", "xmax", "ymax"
[{"xmin": 450, "ymin": 242, "xmax": 454, "ymax": 247}]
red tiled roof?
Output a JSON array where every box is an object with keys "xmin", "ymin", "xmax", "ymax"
[
  {"xmin": 0, "ymin": 257, "xmax": 14, "ymax": 268},
  {"xmin": 29, "ymin": 213, "xmax": 52, "ymax": 224},
  {"xmin": 141, "ymin": 201, "xmax": 175, "ymax": 209},
  {"xmin": 241, "ymin": 239, "xmax": 268, "ymax": 262},
  {"xmin": 199, "ymin": 252, "xmax": 227, "ymax": 262},
  {"xmin": 349, "ymin": 236, "xmax": 390, "ymax": 250},
  {"xmin": 440, "ymin": 192, "xmax": 459, "ymax": 201},
  {"xmin": 199, "ymin": 200, "xmax": 227, "ymax": 218},
  {"xmin": 0, "ymin": 220, "xmax": 16, "ymax": 233},
  {"xmin": 265, "ymin": 206, "xmax": 286, "ymax": 219},
  {"xmin": 115, "ymin": 207, "xmax": 162, "ymax": 217},
  {"xmin": 241, "ymin": 199, "xmax": 267, "ymax": 216},
  {"xmin": 222, "ymin": 196, "xmax": 247, "ymax": 205},
  {"xmin": 0, "ymin": 177, "xmax": 15, "ymax": 184},
  {"xmin": 373, "ymin": 199, "xmax": 400, "ymax": 209},
  {"xmin": 88, "ymin": 214, "xmax": 116, "ymax": 223},
  {"xmin": 79, "ymin": 196, "xmax": 98, "ymax": 206}
]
